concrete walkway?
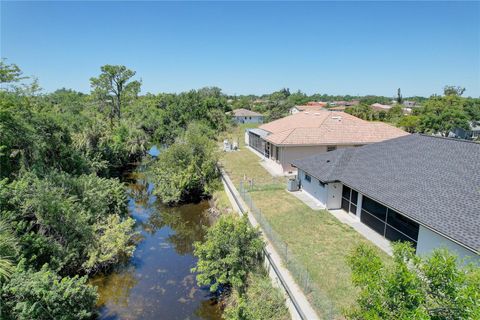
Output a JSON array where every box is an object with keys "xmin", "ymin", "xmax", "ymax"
[
  {"xmin": 220, "ymin": 170, "xmax": 320, "ymax": 320},
  {"xmin": 288, "ymin": 190, "xmax": 325, "ymax": 211},
  {"xmin": 246, "ymin": 146, "xmax": 295, "ymax": 178},
  {"xmin": 329, "ymin": 209, "xmax": 393, "ymax": 256}
]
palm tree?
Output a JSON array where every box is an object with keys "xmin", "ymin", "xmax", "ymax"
[{"xmin": 0, "ymin": 220, "xmax": 18, "ymax": 281}]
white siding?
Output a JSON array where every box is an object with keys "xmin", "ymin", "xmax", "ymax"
[
  {"xmin": 234, "ymin": 116, "xmax": 264, "ymax": 124},
  {"xmin": 300, "ymin": 170, "xmax": 327, "ymax": 206},
  {"xmin": 416, "ymin": 226, "xmax": 479, "ymax": 264},
  {"xmin": 326, "ymin": 182, "xmax": 342, "ymax": 209}
]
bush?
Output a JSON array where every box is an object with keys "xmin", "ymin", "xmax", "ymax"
[
  {"xmin": 0, "ymin": 171, "xmax": 135, "ymax": 275},
  {"xmin": 193, "ymin": 215, "xmax": 264, "ymax": 293},
  {"xmin": 346, "ymin": 242, "xmax": 480, "ymax": 319},
  {"xmin": 0, "ymin": 265, "xmax": 98, "ymax": 320},
  {"xmin": 151, "ymin": 122, "xmax": 220, "ymax": 203},
  {"xmin": 223, "ymin": 272, "xmax": 289, "ymax": 320}
]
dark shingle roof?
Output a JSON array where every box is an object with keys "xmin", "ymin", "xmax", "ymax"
[
  {"xmin": 232, "ymin": 108, "xmax": 263, "ymax": 117},
  {"xmin": 292, "ymin": 134, "xmax": 480, "ymax": 254}
]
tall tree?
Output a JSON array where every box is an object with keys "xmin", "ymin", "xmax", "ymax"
[
  {"xmin": 443, "ymin": 85, "xmax": 465, "ymax": 97},
  {"xmin": 396, "ymin": 88, "xmax": 403, "ymax": 104},
  {"xmin": 0, "ymin": 59, "xmax": 25, "ymax": 85},
  {"xmin": 90, "ymin": 65, "xmax": 141, "ymax": 121}
]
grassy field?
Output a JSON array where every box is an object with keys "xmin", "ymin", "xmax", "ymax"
[{"xmin": 220, "ymin": 124, "xmax": 390, "ymax": 318}]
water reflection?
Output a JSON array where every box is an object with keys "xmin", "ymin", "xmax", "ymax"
[{"xmin": 90, "ymin": 170, "xmax": 222, "ymax": 320}]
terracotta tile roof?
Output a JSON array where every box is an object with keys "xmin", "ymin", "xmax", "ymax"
[
  {"xmin": 306, "ymin": 101, "xmax": 327, "ymax": 107},
  {"xmin": 259, "ymin": 111, "xmax": 408, "ymax": 146},
  {"xmin": 293, "ymin": 105, "xmax": 325, "ymax": 112},
  {"xmin": 231, "ymin": 108, "xmax": 263, "ymax": 117}
]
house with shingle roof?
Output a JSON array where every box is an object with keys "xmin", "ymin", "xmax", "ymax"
[
  {"xmin": 291, "ymin": 134, "xmax": 480, "ymax": 262},
  {"xmin": 229, "ymin": 108, "xmax": 264, "ymax": 124},
  {"xmin": 246, "ymin": 110, "xmax": 408, "ymax": 174}
]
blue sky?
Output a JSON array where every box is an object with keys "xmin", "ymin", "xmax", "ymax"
[{"xmin": 1, "ymin": 1, "xmax": 479, "ymax": 97}]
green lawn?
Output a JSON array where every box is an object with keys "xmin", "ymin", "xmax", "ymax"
[{"xmin": 220, "ymin": 125, "xmax": 390, "ymax": 319}]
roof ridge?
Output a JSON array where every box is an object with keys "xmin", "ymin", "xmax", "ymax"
[
  {"xmin": 279, "ymin": 128, "xmax": 296, "ymax": 144},
  {"xmin": 417, "ymin": 133, "xmax": 480, "ymax": 145}
]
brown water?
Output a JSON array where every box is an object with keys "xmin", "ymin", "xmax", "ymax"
[{"xmin": 90, "ymin": 171, "xmax": 222, "ymax": 320}]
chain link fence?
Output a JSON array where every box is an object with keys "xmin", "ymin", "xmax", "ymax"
[{"xmin": 239, "ymin": 181, "xmax": 338, "ymax": 319}]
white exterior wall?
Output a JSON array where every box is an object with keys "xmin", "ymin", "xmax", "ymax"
[
  {"xmin": 416, "ymin": 226, "xmax": 479, "ymax": 264},
  {"xmin": 326, "ymin": 182, "xmax": 342, "ymax": 209},
  {"xmin": 234, "ymin": 116, "xmax": 264, "ymax": 124},
  {"xmin": 297, "ymin": 170, "xmax": 342, "ymax": 209},
  {"xmin": 290, "ymin": 107, "xmax": 300, "ymax": 115},
  {"xmin": 299, "ymin": 169, "xmax": 327, "ymax": 205}
]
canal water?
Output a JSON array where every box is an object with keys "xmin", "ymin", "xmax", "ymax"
[{"xmin": 90, "ymin": 170, "xmax": 222, "ymax": 320}]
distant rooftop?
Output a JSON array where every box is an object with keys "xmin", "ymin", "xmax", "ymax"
[
  {"xmin": 231, "ymin": 108, "xmax": 263, "ymax": 117},
  {"xmin": 259, "ymin": 110, "xmax": 408, "ymax": 146}
]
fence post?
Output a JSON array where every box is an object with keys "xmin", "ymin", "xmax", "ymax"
[{"xmin": 285, "ymin": 242, "xmax": 288, "ymax": 263}]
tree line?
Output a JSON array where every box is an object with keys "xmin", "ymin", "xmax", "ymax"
[{"xmin": 0, "ymin": 60, "xmax": 231, "ymax": 319}]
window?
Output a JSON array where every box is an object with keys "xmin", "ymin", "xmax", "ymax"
[
  {"xmin": 360, "ymin": 196, "xmax": 419, "ymax": 247},
  {"xmin": 362, "ymin": 196, "xmax": 387, "ymax": 220},
  {"xmin": 342, "ymin": 186, "xmax": 351, "ymax": 199},
  {"xmin": 327, "ymin": 146, "xmax": 337, "ymax": 152},
  {"xmin": 305, "ymin": 174, "xmax": 311, "ymax": 182},
  {"xmin": 342, "ymin": 185, "xmax": 358, "ymax": 215},
  {"xmin": 249, "ymin": 117, "xmax": 252, "ymax": 119}
]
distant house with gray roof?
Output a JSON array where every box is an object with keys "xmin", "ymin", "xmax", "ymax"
[
  {"xmin": 451, "ymin": 121, "xmax": 480, "ymax": 141},
  {"xmin": 291, "ymin": 134, "xmax": 480, "ymax": 262},
  {"xmin": 229, "ymin": 108, "xmax": 264, "ymax": 124}
]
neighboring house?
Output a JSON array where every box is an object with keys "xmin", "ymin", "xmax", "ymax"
[
  {"xmin": 451, "ymin": 121, "xmax": 480, "ymax": 141},
  {"xmin": 291, "ymin": 134, "xmax": 480, "ymax": 262},
  {"xmin": 289, "ymin": 102, "xmax": 326, "ymax": 115},
  {"xmin": 245, "ymin": 110, "xmax": 408, "ymax": 174},
  {"xmin": 403, "ymin": 100, "xmax": 417, "ymax": 108},
  {"xmin": 230, "ymin": 108, "xmax": 264, "ymax": 124},
  {"xmin": 371, "ymin": 103, "xmax": 411, "ymax": 115},
  {"xmin": 328, "ymin": 100, "xmax": 360, "ymax": 107},
  {"xmin": 371, "ymin": 103, "xmax": 392, "ymax": 111}
]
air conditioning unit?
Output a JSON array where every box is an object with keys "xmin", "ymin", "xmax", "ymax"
[{"xmin": 287, "ymin": 178, "xmax": 300, "ymax": 191}]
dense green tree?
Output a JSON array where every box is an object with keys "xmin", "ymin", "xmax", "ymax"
[
  {"xmin": 346, "ymin": 242, "xmax": 480, "ymax": 319},
  {"xmin": 0, "ymin": 217, "xmax": 18, "ymax": 281},
  {"xmin": 0, "ymin": 171, "xmax": 135, "ymax": 275},
  {"xmin": 398, "ymin": 115, "xmax": 420, "ymax": 133},
  {"xmin": 0, "ymin": 59, "xmax": 26, "ymax": 85},
  {"xmin": 417, "ymin": 95, "xmax": 470, "ymax": 136},
  {"xmin": 359, "ymin": 95, "xmax": 392, "ymax": 105},
  {"xmin": 0, "ymin": 95, "xmax": 91, "ymax": 178},
  {"xmin": 151, "ymin": 122, "xmax": 220, "ymax": 203},
  {"xmin": 443, "ymin": 85, "xmax": 465, "ymax": 96},
  {"xmin": 193, "ymin": 215, "xmax": 264, "ymax": 294},
  {"xmin": 0, "ymin": 265, "xmax": 98, "ymax": 320},
  {"xmin": 223, "ymin": 272, "xmax": 289, "ymax": 320},
  {"xmin": 90, "ymin": 65, "xmax": 141, "ymax": 121},
  {"xmin": 386, "ymin": 104, "xmax": 404, "ymax": 123},
  {"xmin": 345, "ymin": 103, "xmax": 378, "ymax": 121}
]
